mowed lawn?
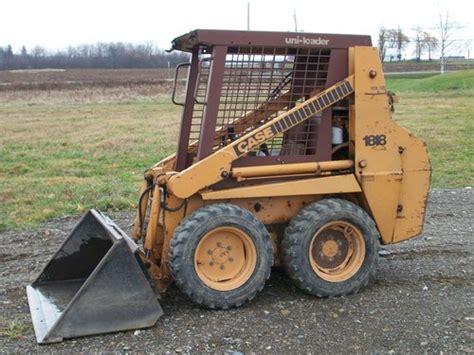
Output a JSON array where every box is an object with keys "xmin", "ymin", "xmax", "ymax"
[{"xmin": 1, "ymin": 71, "xmax": 473, "ymax": 231}]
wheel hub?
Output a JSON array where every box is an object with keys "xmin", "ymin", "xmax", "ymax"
[
  {"xmin": 194, "ymin": 227, "xmax": 257, "ymax": 291},
  {"xmin": 322, "ymin": 239, "xmax": 338, "ymax": 257},
  {"xmin": 312, "ymin": 229, "xmax": 349, "ymax": 269},
  {"xmin": 309, "ymin": 221, "xmax": 365, "ymax": 282},
  {"xmin": 210, "ymin": 244, "xmax": 232, "ymax": 265}
]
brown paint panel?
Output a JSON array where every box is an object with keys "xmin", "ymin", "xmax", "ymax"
[
  {"xmin": 197, "ymin": 46, "xmax": 228, "ymax": 160},
  {"xmin": 312, "ymin": 49, "xmax": 349, "ymax": 160},
  {"xmin": 171, "ymin": 29, "xmax": 372, "ymax": 52},
  {"xmin": 176, "ymin": 49, "xmax": 200, "ymax": 171}
]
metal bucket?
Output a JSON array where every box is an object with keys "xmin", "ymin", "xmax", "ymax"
[{"xmin": 26, "ymin": 209, "xmax": 163, "ymax": 344}]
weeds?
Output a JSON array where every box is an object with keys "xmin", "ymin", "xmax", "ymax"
[{"xmin": 0, "ymin": 318, "xmax": 32, "ymax": 339}]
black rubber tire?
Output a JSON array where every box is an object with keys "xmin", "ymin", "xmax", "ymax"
[
  {"xmin": 169, "ymin": 203, "xmax": 273, "ymax": 309},
  {"xmin": 281, "ymin": 198, "xmax": 380, "ymax": 297}
]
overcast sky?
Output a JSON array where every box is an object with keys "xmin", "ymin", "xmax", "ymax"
[{"xmin": 1, "ymin": 0, "xmax": 473, "ymax": 54}]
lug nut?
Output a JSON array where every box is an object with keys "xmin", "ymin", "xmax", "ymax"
[
  {"xmin": 217, "ymin": 242, "xmax": 222, "ymax": 247},
  {"xmin": 226, "ymin": 246, "xmax": 232, "ymax": 251},
  {"xmin": 209, "ymin": 261, "xmax": 214, "ymax": 266},
  {"xmin": 229, "ymin": 257, "xmax": 234, "ymax": 262},
  {"xmin": 220, "ymin": 265, "xmax": 225, "ymax": 270},
  {"xmin": 208, "ymin": 249, "xmax": 213, "ymax": 255}
]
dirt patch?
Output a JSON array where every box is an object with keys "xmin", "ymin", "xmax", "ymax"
[
  {"xmin": 0, "ymin": 68, "xmax": 185, "ymax": 92},
  {"xmin": 0, "ymin": 189, "xmax": 472, "ymax": 353}
]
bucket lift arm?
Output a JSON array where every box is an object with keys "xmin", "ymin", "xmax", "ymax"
[{"xmin": 167, "ymin": 76, "xmax": 355, "ymax": 199}]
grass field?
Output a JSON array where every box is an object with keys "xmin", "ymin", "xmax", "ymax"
[
  {"xmin": 387, "ymin": 70, "xmax": 474, "ymax": 93},
  {"xmin": 0, "ymin": 88, "xmax": 181, "ymax": 231},
  {"xmin": 386, "ymin": 71, "xmax": 473, "ymax": 191},
  {"xmin": 0, "ymin": 70, "xmax": 472, "ymax": 231}
]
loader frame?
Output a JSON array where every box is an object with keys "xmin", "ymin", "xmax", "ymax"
[{"xmin": 132, "ymin": 30, "xmax": 431, "ymax": 293}]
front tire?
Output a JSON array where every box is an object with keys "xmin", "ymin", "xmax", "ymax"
[
  {"xmin": 281, "ymin": 198, "xmax": 379, "ymax": 297},
  {"xmin": 169, "ymin": 203, "xmax": 272, "ymax": 309}
]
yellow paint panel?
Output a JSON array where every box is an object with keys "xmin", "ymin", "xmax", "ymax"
[
  {"xmin": 353, "ymin": 47, "xmax": 403, "ymax": 243},
  {"xmin": 232, "ymin": 160, "xmax": 353, "ymax": 178},
  {"xmin": 352, "ymin": 47, "xmax": 431, "ymax": 244},
  {"xmin": 168, "ymin": 150, "xmax": 235, "ymax": 199},
  {"xmin": 144, "ymin": 185, "xmax": 162, "ymax": 256},
  {"xmin": 392, "ymin": 125, "xmax": 431, "ymax": 243},
  {"xmin": 393, "ymin": 170, "xmax": 431, "ymax": 242},
  {"xmin": 201, "ymin": 174, "xmax": 361, "ymax": 200},
  {"xmin": 228, "ymin": 196, "xmax": 321, "ymax": 225},
  {"xmin": 359, "ymin": 174, "xmax": 402, "ymax": 244}
]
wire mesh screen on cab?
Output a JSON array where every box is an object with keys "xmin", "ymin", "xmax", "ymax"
[{"xmin": 189, "ymin": 46, "xmax": 333, "ymax": 158}]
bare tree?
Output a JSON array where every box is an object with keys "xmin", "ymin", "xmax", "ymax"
[
  {"xmin": 31, "ymin": 45, "xmax": 46, "ymax": 57},
  {"xmin": 388, "ymin": 27, "xmax": 410, "ymax": 61},
  {"xmin": 377, "ymin": 27, "xmax": 388, "ymax": 61},
  {"xmin": 413, "ymin": 27, "xmax": 427, "ymax": 61},
  {"xmin": 423, "ymin": 34, "xmax": 438, "ymax": 61},
  {"xmin": 437, "ymin": 11, "xmax": 462, "ymax": 74}
]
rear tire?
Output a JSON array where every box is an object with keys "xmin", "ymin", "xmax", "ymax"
[
  {"xmin": 169, "ymin": 203, "xmax": 272, "ymax": 309},
  {"xmin": 281, "ymin": 198, "xmax": 379, "ymax": 297}
]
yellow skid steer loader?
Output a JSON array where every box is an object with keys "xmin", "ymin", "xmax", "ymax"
[{"xmin": 27, "ymin": 30, "xmax": 431, "ymax": 343}]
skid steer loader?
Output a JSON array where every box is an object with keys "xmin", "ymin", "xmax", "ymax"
[{"xmin": 27, "ymin": 29, "xmax": 431, "ymax": 343}]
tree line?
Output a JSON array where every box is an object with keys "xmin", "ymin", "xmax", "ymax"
[
  {"xmin": 377, "ymin": 12, "xmax": 467, "ymax": 73},
  {"xmin": 0, "ymin": 42, "xmax": 189, "ymax": 70},
  {"xmin": 378, "ymin": 27, "xmax": 438, "ymax": 62}
]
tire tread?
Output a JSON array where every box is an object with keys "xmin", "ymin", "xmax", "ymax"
[
  {"xmin": 170, "ymin": 203, "xmax": 272, "ymax": 309},
  {"xmin": 282, "ymin": 198, "xmax": 380, "ymax": 298}
]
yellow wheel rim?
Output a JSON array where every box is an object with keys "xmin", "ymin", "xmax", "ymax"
[
  {"xmin": 309, "ymin": 221, "xmax": 365, "ymax": 282},
  {"xmin": 194, "ymin": 227, "xmax": 257, "ymax": 291}
]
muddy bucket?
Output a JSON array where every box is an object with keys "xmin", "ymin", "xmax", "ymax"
[{"xmin": 26, "ymin": 209, "xmax": 163, "ymax": 344}]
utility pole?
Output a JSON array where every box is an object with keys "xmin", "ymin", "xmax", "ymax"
[
  {"xmin": 247, "ymin": 3, "xmax": 250, "ymax": 31},
  {"xmin": 293, "ymin": 9, "xmax": 298, "ymax": 32}
]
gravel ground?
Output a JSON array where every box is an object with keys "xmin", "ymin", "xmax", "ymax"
[{"xmin": 0, "ymin": 189, "xmax": 472, "ymax": 353}]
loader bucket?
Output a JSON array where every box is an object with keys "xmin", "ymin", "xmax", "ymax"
[{"xmin": 26, "ymin": 209, "xmax": 163, "ymax": 344}]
